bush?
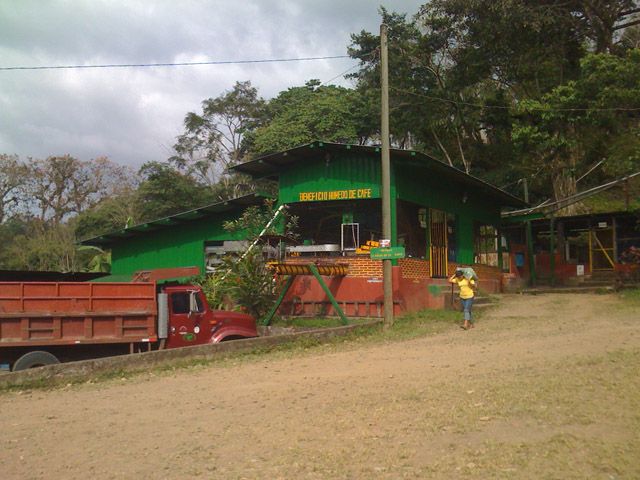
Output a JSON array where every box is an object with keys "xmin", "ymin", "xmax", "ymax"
[{"xmin": 197, "ymin": 250, "xmax": 282, "ymax": 320}]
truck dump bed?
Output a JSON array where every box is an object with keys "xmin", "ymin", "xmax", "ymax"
[{"xmin": 0, "ymin": 282, "xmax": 158, "ymax": 347}]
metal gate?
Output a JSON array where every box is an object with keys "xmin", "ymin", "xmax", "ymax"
[
  {"xmin": 589, "ymin": 226, "xmax": 615, "ymax": 271},
  {"xmin": 429, "ymin": 209, "xmax": 448, "ymax": 278}
]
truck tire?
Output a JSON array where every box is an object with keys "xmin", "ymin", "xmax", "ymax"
[{"xmin": 13, "ymin": 351, "xmax": 60, "ymax": 371}]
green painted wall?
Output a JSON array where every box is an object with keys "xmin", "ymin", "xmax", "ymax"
[
  {"xmin": 109, "ymin": 211, "xmax": 246, "ymax": 278},
  {"xmin": 278, "ymin": 151, "xmax": 382, "ymax": 203},
  {"xmin": 395, "ymin": 165, "xmax": 502, "ymax": 264},
  {"xmin": 278, "ymin": 149, "xmax": 502, "ymax": 265}
]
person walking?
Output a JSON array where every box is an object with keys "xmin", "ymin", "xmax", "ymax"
[{"xmin": 449, "ymin": 268, "xmax": 477, "ymax": 330}]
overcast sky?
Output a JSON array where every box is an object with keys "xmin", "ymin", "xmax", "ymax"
[{"xmin": 0, "ymin": 0, "xmax": 424, "ymax": 169}]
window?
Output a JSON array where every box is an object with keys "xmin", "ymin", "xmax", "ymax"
[
  {"xmin": 171, "ymin": 293, "xmax": 190, "ymax": 314},
  {"xmin": 171, "ymin": 292, "xmax": 204, "ymax": 314},
  {"xmin": 475, "ymin": 224, "xmax": 499, "ymax": 266}
]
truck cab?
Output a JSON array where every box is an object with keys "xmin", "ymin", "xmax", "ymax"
[{"xmin": 163, "ymin": 285, "xmax": 258, "ymax": 348}]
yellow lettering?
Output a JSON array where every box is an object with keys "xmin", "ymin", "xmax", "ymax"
[{"xmin": 300, "ymin": 188, "xmax": 372, "ymax": 202}]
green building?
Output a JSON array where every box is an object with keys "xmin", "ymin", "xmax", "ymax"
[
  {"xmin": 85, "ymin": 194, "xmax": 264, "ymax": 281},
  {"xmin": 232, "ymin": 141, "xmax": 523, "ymax": 276},
  {"xmin": 85, "ymin": 142, "xmax": 524, "ymax": 311}
]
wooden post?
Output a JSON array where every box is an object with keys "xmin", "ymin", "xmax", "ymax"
[
  {"xmin": 549, "ymin": 215, "xmax": 556, "ymax": 286},
  {"xmin": 380, "ymin": 23, "xmax": 394, "ymax": 329},
  {"xmin": 523, "ymin": 178, "xmax": 537, "ymax": 286}
]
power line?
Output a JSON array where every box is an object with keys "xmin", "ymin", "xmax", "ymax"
[
  {"xmin": 390, "ymin": 86, "xmax": 640, "ymax": 112},
  {"xmin": 321, "ymin": 63, "xmax": 361, "ymax": 86},
  {"xmin": 0, "ymin": 55, "xmax": 351, "ymax": 71}
]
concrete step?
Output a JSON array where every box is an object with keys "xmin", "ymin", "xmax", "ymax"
[
  {"xmin": 580, "ymin": 281, "xmax": 615, "ymax": 287},
  {"xmin": 522, "ymin": 285, "xmax": 615, "ymax": 295}
]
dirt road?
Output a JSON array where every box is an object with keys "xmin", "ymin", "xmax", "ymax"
[{"xmin": 2, "ymin": 293, "xmax": 639, "ymax": 479}]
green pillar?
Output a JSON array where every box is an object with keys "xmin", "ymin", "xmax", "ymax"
[
  {"xmin": 390, "ymin": 166, "xmax": 398, "ymax": 266},
  {"xmin": 308, "ymin": 264, "xmax": 348, "ymax": 325},
  {"xmin": 261, "ymin": 275, "xmax": 295, "ymax": 326},
  {"xmin": 526, "ymin": 220, "xmax": 536, "ymax": 287},
  {"xmin": 456, "ymin": 214, "xmax": 475, "ymax": 265},
  {"xmin": 497, "ymin": 227, "xmax": 504, "ymax": 271}
]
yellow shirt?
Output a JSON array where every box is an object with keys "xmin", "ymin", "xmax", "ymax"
[{"xmin": 450, "ymin": 277, "xmax": 475, "ymax": 299}]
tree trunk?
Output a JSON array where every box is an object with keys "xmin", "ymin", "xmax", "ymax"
[{"xmin": 552, "ymin": 171, "xmax": 582, "ymax": 216}]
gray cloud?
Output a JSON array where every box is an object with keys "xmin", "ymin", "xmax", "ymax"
[{"xmin": 0, "ymin": 0, "xmax": 423, "ymax": 168}]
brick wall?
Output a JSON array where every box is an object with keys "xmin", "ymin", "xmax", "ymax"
[
  {"xmin": 285, "ymin": 257, "xmax": 432, "ymax": 279},
  {"xmin": 398, "ymin": 258, "xmax": 430, "ymax": 279},
  {"xmin": 283, "ymin": 257, "xmax": 382, "ymax": 278},
  {"xmin": 293, "ymin": 257, "xmax": 384, "ymax": 278},
  {"xmin": 448, "ymin": 262, "xmax": 502, "ymax": 293},
  {"xmin": 471, "ymin": 264, "xmax": 502, "ymax": 285}
]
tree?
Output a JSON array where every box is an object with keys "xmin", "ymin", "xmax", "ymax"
[
  {"xmin": 513, "ymin": 50, "xmax": 640, "ymax": 210},
  {"xmin": 74, "ymin": 187, "xmax": 139, "ymax": 240},
  {"xmin": 23, "ymin": 155, "xmax": 136, "ymax": 226},
  {"xmin": 572, "ymin": 0, "xmax": 640, "ymax": 53},
  {"xmin": 136, "ymin": 161, "xmax": 216, "ymax": 222},
  {"xmin": 0, "ymin": 216, "xmax": 29, "ymax": 268},
  {"xmin": 348, "ymin": 4, "xmax": 586, "ymax": 176},
  {"xmin": 172, "ymin": 81, "xmax": 266, "ymax": 187},
  {"xmin": 249, "ymin": 80, "xmax": 375, "ymax": 156},
  {"xmin": 0, "ymin": 154, "xmax": 27, "ymax": 223},
  {"xmin": 3, "ymin": 220, "xmax": 86, "ymax": 272}
]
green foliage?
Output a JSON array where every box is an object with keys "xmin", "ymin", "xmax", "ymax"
[
  {"xmin": 202, "ymin": 250, "xmax": 282, "ymax": 319},
  {"xmin": 74, "ymin": 188, "xmax": 139, "ymax": 240},
  {"xmin": 223, "ymin": 198, "xmax": 299, "ymax": 243},
  {"xmin": 513, "ymin": 50, "xmax": 640, "ymax": 204},
  {"xmin": 2, "ymin": 220, "xmax": 89, "ymax": 272},
  {"xmin": 249, "ymin": 81, "xmax": 374, "ymax": 155},
  {"xmin": 348, "ymin": 3, "xmax": 640, "ymax": 203},
  {"xmin": 0, "ymin": 154, "xmax": 139, "ymax": 272},
  {"xmin": 197, "ymin": 200, "xmax": 299, "ymax": 317},
  {"xmin": 172, "ymin": 80, "xmax": 267, "ymax": 194},
  {"xmin": 77, "ymin": 246, "xmax": 111, "ymax": 273},
  {"xmin": 0, "ymin": 154, "xmax": 28, "ymax": 223},
  {"xmin": 192, "ymin": 273, "xmax": 227, "ymax": 311},
  {"xmin": 136, "ymin": 161, "xmax": 216, "ymax": 222}
]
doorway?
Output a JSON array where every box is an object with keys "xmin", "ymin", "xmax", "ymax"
[
  {"xmin": 589, "ymin": 226, "xmax": 615, "ymax": 271},
  {"xmin": 430, "ymin": 209, "xmax": 448, "ymax": 278}
]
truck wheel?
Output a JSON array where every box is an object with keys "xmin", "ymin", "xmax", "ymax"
[{"xmin": 13, "ymin": 351, "xmax": 60, "ymax": 371}]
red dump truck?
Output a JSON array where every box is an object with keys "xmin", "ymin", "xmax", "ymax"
[{"xmin": 0, "ymin": 279, "xmax": 258, "ymax": 371}]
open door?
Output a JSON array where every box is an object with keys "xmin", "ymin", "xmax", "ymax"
[
  {"xmin": 589, "ymin": 225, "xmax": 616, "ymax": 271},
  {"xmin": 430, "ymin": 209, "xmax": 448, "ymax": 278}
]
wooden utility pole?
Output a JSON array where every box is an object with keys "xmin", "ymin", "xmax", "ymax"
[
  {"xmin": 380, "ymin": 23, "xmax": 394, "ymax": 328},
  {"xmin": 523, "ymin": 178, "xmax": 537, "ymax": 286}
]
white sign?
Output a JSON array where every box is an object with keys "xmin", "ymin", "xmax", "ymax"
[
  {"xmin": 577, "ymin": 265, "xmax": 585, "ymax": 276},
  {"xmin": 598, "ymin": 222, "xmax": 608, "ymax": 228},
  {"xmin": 379, "ymin": 239, "xmax": 391, "ymax": 247}
]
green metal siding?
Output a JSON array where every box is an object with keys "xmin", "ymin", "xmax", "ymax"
[
  {"xmin": 395, "ymin": 165, "xmax": 502, "ymax": 264},
  {"xmin": 110, "ymin": 211, "xmax": 246, "ymax": 277},
  {"xmin": 278, "ymin": 152, "xmax": 382, "ymax": 203},
  {"xmin": 279, "ymin": 153, "xmax": 502, "ymax": 265}
]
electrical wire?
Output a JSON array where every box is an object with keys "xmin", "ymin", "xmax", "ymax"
[
  {"xmin": 503, "ymin": 170, "xmax": 640, "ymax": 217},
  {"xmin": 320, "ymin": 63, "xmax": 361, "ymax": 86},
  {"xmin": 0, "ymin": 55, "xmax": 351, "ymax": 71},
  {"xmin": 319, "ymin": 51, "xmax": 376, "ymax": 86}
]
